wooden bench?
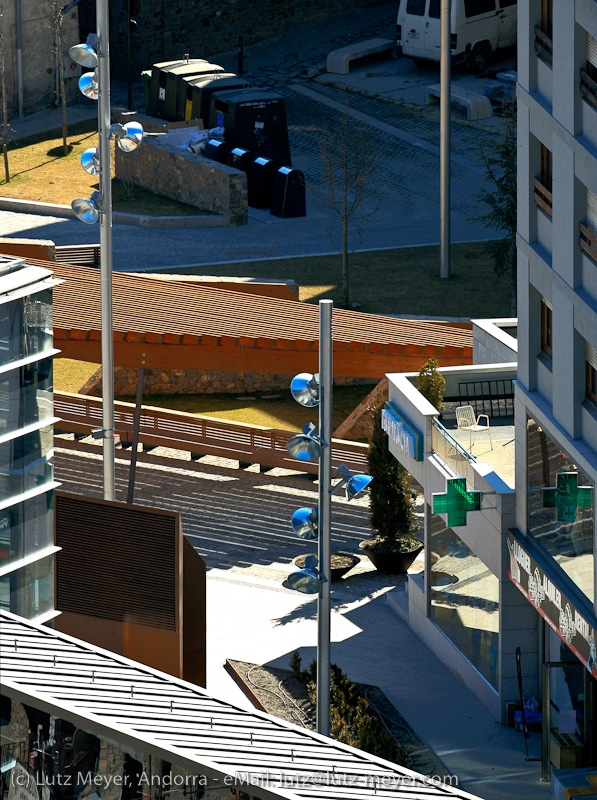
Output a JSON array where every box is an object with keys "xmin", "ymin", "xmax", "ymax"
[
  {"xmin": 426, "ymin": 83, "xmax": 493, "ymax": 121},
  {"xmin": 326, "ymin": 38, "xmax": 395, "ymax": 75}
]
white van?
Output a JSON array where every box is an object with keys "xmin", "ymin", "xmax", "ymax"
[{"xmin": 396, "ymin": 0, "xmax": 516, "ymax": 73}]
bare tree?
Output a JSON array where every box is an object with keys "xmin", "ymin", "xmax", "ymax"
[
  {"xmin": 48, "ymin": 0, "xmax": 68, "ymax": 156},
  {"xmin": 316, "ymin": 101, "xmax": 380, "ymax": 308},
  {"xmin": 0, "ymin": 0, "xmax": 9, "ymax": 182}
]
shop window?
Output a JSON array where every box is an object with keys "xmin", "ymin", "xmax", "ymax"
[
  {"xmin": 541, "ymin": 299, "xmax": 553, "ymax": 358},
  {"xmin": 429, "ymin": 512, "xmax": 499, "ymax": 689},
  {"xmin": 526, "ymin": 416, "xmax": 594, "ymax": 603}
]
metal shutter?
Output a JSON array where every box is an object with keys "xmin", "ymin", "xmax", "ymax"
[
  {"xmin": 588, "ymin": 33, "xmax": 597, "ymax": 68},
  {"xmin": 586, "ymin": 340, "xmax": 597, "ymax": 370},
  {"xmin": 587, "ymin": 188, "xmax": 597, "ymax": 232}
]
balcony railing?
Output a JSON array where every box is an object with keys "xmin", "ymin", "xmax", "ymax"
[
  {"xmin": 580, "ymin": 67, "xmax": 597, "ymax": 109},
  {"xmin": 533, "ymin": 177, "xmax": 553, "ymax": 218},
  {"xmin": 534, "ymin": 25, "xmax": 553, "ymax": 66},
  {"xmin": 580, "ymin": 221, "xmax": 597, "ymax": 263},
  {"xmin": 431, "ymin": 418, "xmax": 477, "ymax": 490}
]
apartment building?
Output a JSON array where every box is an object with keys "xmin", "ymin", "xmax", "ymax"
[{"xmin": 0, "ymin": 256, "xmax": 60, "ymax": 623}]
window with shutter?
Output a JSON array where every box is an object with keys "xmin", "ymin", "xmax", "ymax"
[
  {"xmin": 586, "ymin": 341, "xmax": 597, "ymax": 403},
  {"xmin": 586, "ymin": 188, "xmax": 597, "ymax": 233}
]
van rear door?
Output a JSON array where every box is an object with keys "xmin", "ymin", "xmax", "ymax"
[
  {"xmin": 400, "ymin": 0, "xmax": 428, "ymax": 58},
  {"xmin": 424, "ymin": 0, "xmax": 442, "ymax": 59},
  {"xmin": 497, "ymin": 0, "xmax": 517, "ymax": 49}
]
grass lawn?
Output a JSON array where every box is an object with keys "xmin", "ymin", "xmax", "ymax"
[
  {"xmin": 54, "ymin": 359, "xmax": 372, "ymax": 432},
  {"xmin": 161, "ymin": 241, "xmax": 511, "ymax": 317},
  {"xmin": 1, "ymin": 121, "xmax": 205, "ymax": 216}
]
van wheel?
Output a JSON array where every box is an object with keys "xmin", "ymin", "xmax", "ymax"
[{"xmin": 467, "ymin": 43, "xmax": 491, "ymax": 74}]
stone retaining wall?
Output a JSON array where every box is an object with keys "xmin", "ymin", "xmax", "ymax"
[
  {"xmin": 114, "ymin": 136, "xmax": 247, "ymax": 226},
  {"xmin": 80, "ymin": 367, "xmax": 376, "ymax": 397}
]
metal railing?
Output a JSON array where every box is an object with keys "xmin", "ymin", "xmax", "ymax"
[
  {"xmin": 580, "ymin": 67, "xmax": 597, "ymax": 109},
  {"xmin": 431, "ymin": 417, "xmax": 477, "ymax": 489},
  {"xmin": 534, "ymin": 25, "xmax": 553, "ymax": 66},
  {"xmin": 54, "ymin": 391, "xmax": 369, "ymax": 475}
]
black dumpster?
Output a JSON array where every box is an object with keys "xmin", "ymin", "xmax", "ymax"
[
  {"xmin": 248, "ymin": 157, "xmax": 278, "ymax": 208},
  {"xmin": 204, "ymin": 139, "xmax": 232, "ymax": 164},
  {"xmin": 177, "ymin": 73, "xmax": 248, "ymax": 123},
  {"xmin": 270, "ymin": 167, "xmax": 306, "ymax": 218},
  {"xmin": 164, "ymin": 62, "xmax": 225, "ymax": 121},
  {"xmin": 210, "ymin": 88, "xmax": 291, "ymax": 165},
  {"xmin": 148, "ymin": 59, "xmax": 208, "ymax": 118},
  {"xmin": 228, "ymin": 148, "xmax": 252, "ymax": 172}
]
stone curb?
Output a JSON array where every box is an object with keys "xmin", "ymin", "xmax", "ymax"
[
  {"xmin": 0, "ymin": 196, "xmax": 230, "ymax": 228},
  {"xmin": 314, "ymin": 74, "xmax": 500, "ymax": 134}
]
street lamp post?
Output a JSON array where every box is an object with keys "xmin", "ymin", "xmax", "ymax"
[
  {"xmin": 316, "ymin": 299, "xmax": 332, "ymax": 737},
  {"xmin": 97, "ymin": 0, "xmax": 116, "ymax": 501},
  {"xmin": 70, "ymin": 15, "xmax": 143, "ymax": 503},
  {"xmin": 286, "ymin": 300, "xmax": 372, "ymax": 737},
  {"xmin": 440, "ymin": 0, "xmax": 451, "ymax": 279}
]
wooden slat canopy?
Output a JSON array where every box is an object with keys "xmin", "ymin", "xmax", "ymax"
[{"xmin": 23, "ymin": 258, "xmax": 473, "ymax": 377}]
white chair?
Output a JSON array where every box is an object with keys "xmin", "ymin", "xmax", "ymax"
[{"xmin": 455, "ymin": 405, "xmax": 492, "ymax": 451}]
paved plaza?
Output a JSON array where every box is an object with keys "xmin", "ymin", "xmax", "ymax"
[{"xmin": 54, "ymin": 443, "xmax": 550, "ymax": 800}]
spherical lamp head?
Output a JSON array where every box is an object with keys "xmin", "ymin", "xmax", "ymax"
[
  {"xmin": 290, "ymin": 507, "xmax": 318, "ymax": 540},
  {"xmin": 287, "ymin": 556, "xmax": 326, "ymax": 594},
  {"xmin": 80, "ymin": 147, "xmax": 99, "ymax": 176},
  {"xmin": 69, "ymin": 42, "xmax": 98, "ymax": 68},
  {"xmin": 346, "ymin": 473, "xmax": 373, "ymax": 501},
  {"xmin": 79, "ymin": 71, "xmax": 99, "ymax": 100},
  {"xmin": 286, "ymin": 429, "xmax": 324, "ymax": 462},
  {"xmin": 117, "ymin": 121, "xmax": 144, "ymax": 152},
  {"xmin": 71, "ymin": 192, "xmax": 101, "ymax": 224},
  {"xmin": 290, "ymin": 372, "xmax": 320, "ymax": 407}
]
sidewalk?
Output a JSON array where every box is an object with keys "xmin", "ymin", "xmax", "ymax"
[{"xmin": 205, "ymin": 568, "xmax": 551, "ymax": 800}]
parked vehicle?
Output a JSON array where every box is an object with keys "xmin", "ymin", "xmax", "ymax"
[{"xmin": 396, "ymin": 0, "xmax": 517, "ymax": 73}]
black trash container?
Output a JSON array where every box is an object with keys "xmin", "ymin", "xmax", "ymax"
[
  {"xmin": 148, "ymin": 59, "xmax": 208, "ymax": 118},
  {"xmin": 228, "ymin": 148, "xmax": 252, "ymax": 172},
  {"xmin": 204, "ymin": 139, "xmax": 232, "ymax": 164},
  {"xmin": 177, "ymin": 74, "xmax": 249, "ymax": 123},
  {"xmin": 210, "ymin": 88, "xmax": 291, "ymax": 165},
  {"xmin": 270, "ymin": 167, "xmax": 306, "ymax": 218},
  {"xmin": 164, "ymin": 62, "xmax": 225, "ymax": 121},
  {"xmin": 248, "ymin": 157, "xmax": 278, "ymax": 208}
]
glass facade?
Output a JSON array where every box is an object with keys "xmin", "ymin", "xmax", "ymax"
[
  {"xmin": 0, "ymin": 425, "xmax": 54, "ymax": 498},
  {"xmin": 526, "ymin": 416, "xmax": 595, "ymax": 603},
  {"xmin": 0, "ymin": 290, "xmax": 53, "ymax": 368},
  {"xmin": 0, "ymin": 356, "xmax": 53, "ymax": 437},
  {"xmin": 0, "ymin": 553, "xmax": 54, "ymax": 619},
  {"xmin": 0, "ymin": 493, "xmax": 54, "ymax": 570},
  {"xmin": 0, "ymin": 277, "xmax": 55, "ymax": 621},
  {"xmin": 429, "ymin": 511, "xmax": 500, "ymax": 689}
]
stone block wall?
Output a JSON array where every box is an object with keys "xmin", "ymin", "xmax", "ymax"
[
  {"xmin": 79, "ymin": 367, "xmax": 376, "ymax": 398},
  {"xmin": 114, "ymin": 137, "xmax": 248, "ymax": 225},
  {"xmin": 76, "ymin": 0, "xmax": 363, "ymax": 80}
]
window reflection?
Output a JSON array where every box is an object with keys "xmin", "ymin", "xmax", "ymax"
[
  {"xmin": 527, "ymin": 417, "xmax": 594, "ymax": 603},
  {"xmin": 0, "ymin": 290, "xmax": 53, "ymax": 368},
  {"xmin": 0, "ymin": 357, "xmax": 53, "ymax": 437},
  {"xmin": 0, "ymin": 425, "xmax": 54, "ymax": 498},
  {"xmin": 0, "ymin": 554, "xmax": 54, "ymax": 618},
  {"xmin": 0, "ymin": 494, "xmax": 54, "ymax": 569},
  {"xmin": 430, "ymin": 512, "xmax": 500, "ymax": 689}
]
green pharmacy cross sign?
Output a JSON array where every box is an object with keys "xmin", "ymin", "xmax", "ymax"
[
  {"xmin": 433, "ymin": 478, "xmax": 481, "ymax": 527},
  {"xmin": 542, "ymin": 472, "xmax": 593, "ymax": 523}
]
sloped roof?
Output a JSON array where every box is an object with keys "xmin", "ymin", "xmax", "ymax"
[{"xmin": 0, "ymin": 610, "xmax": 482, "ymax": 800}]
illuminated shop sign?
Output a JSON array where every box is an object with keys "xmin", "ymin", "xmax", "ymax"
[
  {"xmin": 433, "ymin": 477, "xmax": 481, "ymax": 527},
  {"xmin": 507, "ymin": 530, "xmax": 597, "ymax": 678},
  {"xmin": 382, "ymin": 403, "xmax": 423, "ymax": 461}
]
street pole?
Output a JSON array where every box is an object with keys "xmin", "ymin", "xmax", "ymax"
[
  {"xmin": 97, "ymin": 0, "xmax": 116, "ymax": 501},
  {"xmin": 440, "ymin": 0, "xmax": 451, "ymax": 279},
  {"xmin": 317, "ymin": 299, "xmax": 332, "ymax": 737}
]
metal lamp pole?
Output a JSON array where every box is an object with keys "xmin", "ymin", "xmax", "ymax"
[
  {"xmin": 97, "ymin": 0, "xmax": 116, "ymax": 500},
  {"xmin": 440, "ymin": 0, "xmax": 451, "ymax": 279},
  {"xmin": 317, "ymin": 299, "xmax": 332, "ymax": 736}
]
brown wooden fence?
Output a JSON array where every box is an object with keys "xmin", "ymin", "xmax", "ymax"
[{"xmin": 54, "ymin": 391, "xmax": 369, "ymax": 475}]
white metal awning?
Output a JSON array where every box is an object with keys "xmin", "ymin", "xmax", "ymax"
[{"xmin": 0, "ymin": 610, "xmax": 482, "ymax": 800}]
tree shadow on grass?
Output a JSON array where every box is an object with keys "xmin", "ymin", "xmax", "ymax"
[{"xmin": 46, "ymin": 144, "xmax": 74, "ymax": 157}]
